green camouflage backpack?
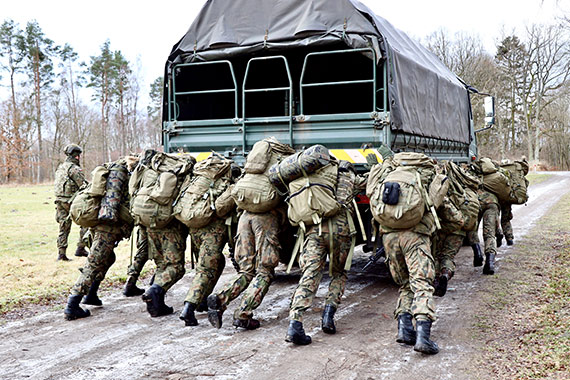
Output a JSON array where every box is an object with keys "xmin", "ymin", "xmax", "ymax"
[
  {"xmin": 232, "ymin": 138, "xmax": 295, "ymax": 213},
  {"xmin": 173, "ymin": 155, "xmax": 233, "ymax": 228},
  {"xmin": 501, "ymin": 159, "xmax": 529, "ymax": 204},
  {"xmin": 445, "ymin": 162, "xmax": 481, "ymax": 232},
  {"xmin": 370, "ymin": 152, "xmax": 439, "ymax": 230},
  {"xmin": 130, "ymin": 150, "xmax": 195, "ymax": 229}
]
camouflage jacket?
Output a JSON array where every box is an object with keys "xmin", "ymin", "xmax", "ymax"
[{"xmin": 54, "ymin": 156, "xmax": 87, "ymax": 202}]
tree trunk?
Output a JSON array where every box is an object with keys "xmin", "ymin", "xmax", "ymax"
[{"xmin": 33, "ymin": 41, "xmax": 43, "ymax": 182}]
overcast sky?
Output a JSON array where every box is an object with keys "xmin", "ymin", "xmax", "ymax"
[{"xmin": 2, "ymin": 0, "xmax": 567, "ymax": 106}]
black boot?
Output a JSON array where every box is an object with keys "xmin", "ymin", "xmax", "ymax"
[
  {"xmin": 321, "ymin": 304, "xmax": 337, "ymax": 334},
  {"xmin": 414, "ymin": 320, "xmax": 439, "ymax": 355},
  {"xmin": 196, "ymin": 297, "xmax": 209, "ymax": 313},
  {"xmin": 233, "ymin": 318, "xmax": 261, "ymax": 330},
  {"xmin": 75, "ymin": 246, "xmax": 89, "ymax": 257},
  {"xmin": 179, "ymin": 302, "xmax": 198, "ymax": 326},
  {"xmin": 396, "ymin": 312, "xmax": 416, "ymax": 345},
  {"xmin": 64, "ymin": 295, "xmax": 91, "ymax": 321},
  {"xmin": 207, "ymin": 294, "xmax": 224, "ymax": 328},
  {"xmin": 472, "ymin": 244, "xmax": 483, "ymax": 267},
  {"xmin": 123, "ymin": 276, "xmax": 145, "ymax": 297},
  {"xmin": 506, "ymin": 239, "xmax": 514, "ymax": 246},
  {"xmin": 57, "ymin": 248, "xmax": 71, "ymax": 261},
  {"xmin": 434, "ymin": 269, "xmax": 451, "ymax": 297},
  {"xmin": 82, "ymin": 281, "xmax": 102, "ymax": 306},
  {"xmin": 483, "ymin": 253, "xmax": 495, "ymax": 275},
  {"xmin": 285, "ymin": 320, "xmax": 312, "ymax": 345},
  {"xmin": 496, "ymin": 233, "xmax": 503, "ymax": 248},
  {"xmin": 142, "ymin": 284, "xmax": 173, "ymax": 317}
]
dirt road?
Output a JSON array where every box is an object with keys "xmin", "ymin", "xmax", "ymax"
[{"xmin": 2, "ymin": 172, "xmax": 569, "ymax": 380}]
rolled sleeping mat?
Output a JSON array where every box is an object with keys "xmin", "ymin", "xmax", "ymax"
[
  {"xmin": 268, "ymin": 144, "xmax": 330, "ymax": 190},
  {"xmin": 98, "ymin": 163, "xmax": 129, "ymax": 223}
]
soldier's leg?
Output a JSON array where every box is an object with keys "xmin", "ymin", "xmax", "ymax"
[
  {"xmin": 482, "ymin": 203, "xmax": 499, "ymax": 274},
  {"xmin": 438, "ymin": 233, "xmax": 463, "ymax": 278},
  {"xmin": 185, "ymin": 220, "xmax": 228, "ymax": 306},
  {"xmin": 151, "ymin": 224, "xmax": 187, "ymax": 291},
  {"xmin": 383, "ymin": 233, "xmax": 414, "ymax": 319},
  {"xmin": 289, "ymin": 233, "xmax": 327, "ymax": 323},
  {"xmin": 124, "ymin": 226, "xmax": 149, "ymax": 296},
  {"xmin": 233, "ymin": 218, "xmax": 281, "ymax": 322},
  {"xmin": 55, "ymin": 201, "xmax": 72, "ymax": 260},
  {"xmin": 501, "ymin": 203, "xmax": 514, "ymax": 243}
]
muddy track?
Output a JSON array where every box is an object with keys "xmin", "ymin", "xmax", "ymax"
[{"xmin": 1, "ymin": 172, "xmax": 569, "ymax": 380}]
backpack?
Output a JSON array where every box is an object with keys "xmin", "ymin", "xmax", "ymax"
[
  {"xmin": 370, "ymin": 152, "xmax": 438, "ymax": 230},
  {"xmin": 501, "ymin": 160, "xmax": 529, "ymax": 204},
  {"xmin": 173, "ymin": 155, "xmax": 233, "ymax": 228},
  {"xmin": 287, "ymin": 160, "xmax": 341, "ymax": 227},
  {"xmin": 69, "ymin": 164, "xmax": 110, "ymax": 227},
  {"xmin": 445, "ymin": 161, "xmax": 480, "ymax": 232},
  {"xmin": 98, "ymin": 161, "xmax": 129, "ymax": 223},
  {"xmin": 233, "ymin": 138, "xmax": 295, "ymax": 213},
  {"xmin": 130, "ymin": 150, "xmax": 195, "ymax": 229},
  {"xmin": 483, "ymin": 168, "xmax": 512, "ymax": 202}
]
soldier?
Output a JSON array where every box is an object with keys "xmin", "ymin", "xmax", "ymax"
[
  {"xmin": 143, "ymin": 219, "xmax": 188, "ymax": 317},
  {"xmin": 54, "ymin": 144, "xmax": 89, "ymax": 261},
  {"xmin": 122, "ymin": 225, "xmax": 149, "ymax": 297},
  {"xmin": 286, "ymin": 163, "xmax": 366, "ymax": 345},
  {"xmin": 64, "ymin": 158, "xmax": 132, "ymax": 320},
  {"xmin": 206, "ymin": 207, "xmax": 287, "ymax": 330},
  {"xmin": 478, "ymin": 189, "xmax": 500, "ymax": 275}
]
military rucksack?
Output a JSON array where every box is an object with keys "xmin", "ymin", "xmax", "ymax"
[
  {"xmin": 445, "ymin": 161, "xmax": 481, "ymax": 232},
  {"xmin": 130, "ymin": 150, "xmax": 195, "ymax": 229},
  {"xmin": 370, "ymin": 152, "xmax": 440, "ymax": 230},
  {"xmin": 173, "ymin": 155, "xmax": 233, "ymax": 228},
  {"xmin": 232, "ymin": 138, "xmax": 295, "ymax": 213},
  {"xmin": 70, "ymin": 165, "xmax": 110, "ymax": 227},
  {"xmin": 501, "ymin": 159, "xmax": 529, "ymax": 204}
]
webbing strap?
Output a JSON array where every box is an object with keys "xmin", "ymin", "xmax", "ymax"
[
  {"xmin": 225, "ymin": 215, "xmax": 234, "ymax": 247},
  {"xmin": 352, "ymin": 198, "xmax": 367, "ymax": 241},
  {"xmin": 344, "ymin": 209, "xmax": 357, "ymax": 271},
  {"xmin": 328, "ymin": 218, "xmax": 334, "ymax": 277},
  {"xmin": 287, "ymin": 224, "xmax": 305, "ymax": 273},
  {"xmin": 130, "ymin": 226, "xmax": 135, "ymax": 266}
]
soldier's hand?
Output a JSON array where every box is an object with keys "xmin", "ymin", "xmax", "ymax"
[{"xmin": 365, "ymin": 153, "xmax": 378, "ymax": 167}]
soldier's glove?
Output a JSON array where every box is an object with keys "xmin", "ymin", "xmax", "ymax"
[
  {"xmin": 376, "ymin": 142, "xmax": 394, "ymax": 160},
  {"xmin": 365, "ymin": 153, "xmax": 378, "ymax": 169}
]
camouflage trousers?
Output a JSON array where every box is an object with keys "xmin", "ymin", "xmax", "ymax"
[
  {"xmin": 500, "ymin": 203, "xmax": 514, "ymax": 240},
  {"xmin": 55, "ymin": 201, "xmax": 87, "ymax": 251},
  {"xmin": 481, "ymin": 203, "xmax": 499, "ymax": 255},
  {"xmin": 216, "ymin": 211, "xmax": 281, "ymax": 320},
  {"xmin": 126, "ymin": 226, "xmax": 149, "ymax": 280},
  {"xmin": 148, "ymin": 221, "xmax": 188, "ymax": 291},
  {"xmin": 70, "ymin": 230, "xmax": 121, "ymax": 296},
  {"xmin": 434, "ymin": 231, "xmax": 465, "ymax": 277},
  {"xmin": 184, "ymin": 218, "xmax": 228, "ymax": 306},
  {"xmin": 289, "ymin": 230, "xmax": 351, "ymax": 322},
  {"xmin": 383, "ymin": 231, "xmax": 436, "ymax": 322}
]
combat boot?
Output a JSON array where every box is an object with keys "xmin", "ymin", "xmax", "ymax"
[
  {"xmin": 496, "ymin": 233, "xmax": 503, "ymax": 248},
  {"xmin": 179, "ymin": 302, "xmax": 198, "ymax": 326},
  {"xmin": 142, "ymin": 284, "xmax": 173, "ymax": 317},
  {"xmin": 286, "ymin": 320, "xmax": 312, "ymax": 345},
  {"xmin": 207, "ymin": 294, "xmax": 224, "ymax": 329},
  {"xmin": 472, "ymin": 244, "xmax": 483, "ymax": 267},
  {"xmin": 74, "ymin": 246, "xmax": 89, "ymax": 257},
  {"xmin": 57, "ymin": 248, "xmax": 71, "ymax": 261},
  {"xmin": 483, "ymin": 253, "xmax": 495, "ymax": 275},
  {"xmin": 396, "ymin": 312, "xmax": 416, "ymax": 345},
  {"xmin": 196, "ymin": 297, "xmax": 209, "ymax": 313},
  {"xmin": 506, "ymin": 239, "xmax": 514, "ymax": 246},
  {"xmin": 123, "ymin": 276, "xmax": 145, "ymax": 297},
  {"xmin": 414, "ymin": 320, "xmax": 439, "ymax": 354},
  {"xmin": 321, "ymin": 304, "xmax": 337, "ymax": 334},
  {"xmin": 82, "ymin": 280, "xmax": 102, "ymax": 306},
  {"xmin": 64, "ymin": 295, "xmax": 91, "ymax": 321},
  {"xmin": 434, "ymin": 269, "xmax": 451, "ymax": 297},
  {"xmin": 233, "ymin": 318, "xmax": 261, "ymax": 330}
]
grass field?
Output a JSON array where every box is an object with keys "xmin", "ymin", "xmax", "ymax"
[{"xmin": 0, "ymin": 184, "xmax": 154, "ymax": 315}]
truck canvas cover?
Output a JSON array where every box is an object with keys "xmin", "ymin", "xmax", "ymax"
[{"xmin": 166, "ymin": 0, "xmax": 471, "ymax": 144}]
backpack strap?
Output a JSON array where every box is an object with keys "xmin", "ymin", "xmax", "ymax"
[
  {"xmin": 416, "ymin": 171, "xmax": 441, "ymax": 230},
  {"xmin": 344, "ymin": 209, "xmax": 357, "ymax": 272},
  {"xmin": 287, "ymin": 222, "xmax": 306, "ymax": 274},
  {"xmin": 327, "ymin": 218, "xmax": 334, "ymax": 276}
]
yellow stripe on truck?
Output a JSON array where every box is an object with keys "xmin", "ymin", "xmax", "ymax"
[{"xmin": 189, "ymin": 149, "xmax": 383, "ymax": 164}]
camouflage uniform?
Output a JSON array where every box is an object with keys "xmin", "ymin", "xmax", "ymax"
[
  {"xmin": 184, "ymin": 218, "xmax": 228, "ymax": 306},
  {"xmin": 289, "ymin": 212, "xmax": 353, "ymax": 322},
  {"xmin": 479, "ymin": 190, "xmax": 499, "ymax": 256},
  {"xmin": 54, "ymin": 156, "xmax": 88, "ymax": 254},
  {"xmin": 126, "ymin": 225, "xmax": 149, "ymax": 280},
  {"xmin": 499, "ymin": 202, "xmax": 514, "ymax": 241},
  {"xmin": 147, "ymin": 220, "xmax": 188, "ymax": 291},
  {"xmin": 215, "ymin": 209, "xmax": 284, "ymax": 321},
  {"xmin": 435, "ymin": 197, "xmax": 466, "ymax": 277},
  {"xmin": 70, "ymin": 223, "xmax": 127, "ymax": 296}
]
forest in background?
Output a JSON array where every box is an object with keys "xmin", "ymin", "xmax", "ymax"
[{"xmin": 0, "ymin": 16, "xmax": 569, "ymax": 184}]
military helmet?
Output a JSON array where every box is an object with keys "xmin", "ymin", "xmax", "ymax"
[{"xmin": 64, "ymin": 144, "xmax": 82, "ymax": 156}]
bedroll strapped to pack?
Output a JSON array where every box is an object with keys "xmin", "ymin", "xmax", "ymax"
[
  {"xmin": 370, "ymin": 152, "xmax": 440, "ymax": 230},
  {"xmin": 173, "ymin": 155, "xmax": 233, "ymax": 228},
  {"xmin": 130, "ymin": 150, "xmax": 196, "ymax": 229},
  {"xmin": 98, "ymin": 161, "xmax": 129, "ymax": 223},
  {"xmin": 232, "ymin": 138, "xmax": 295, "ymax": 213},
  {"xmin": 501, "ymin": 160, "xmax": 529, "ymax": 204}
]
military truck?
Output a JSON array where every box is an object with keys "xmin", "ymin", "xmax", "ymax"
[{"xmin": 160, "ymin": 0, "xmax": 493, "ymax": 250}]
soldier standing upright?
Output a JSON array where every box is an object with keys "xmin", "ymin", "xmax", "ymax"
[{"xmin": 54, "ymin": 144, "xmax": 88, "ymax": 261}]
